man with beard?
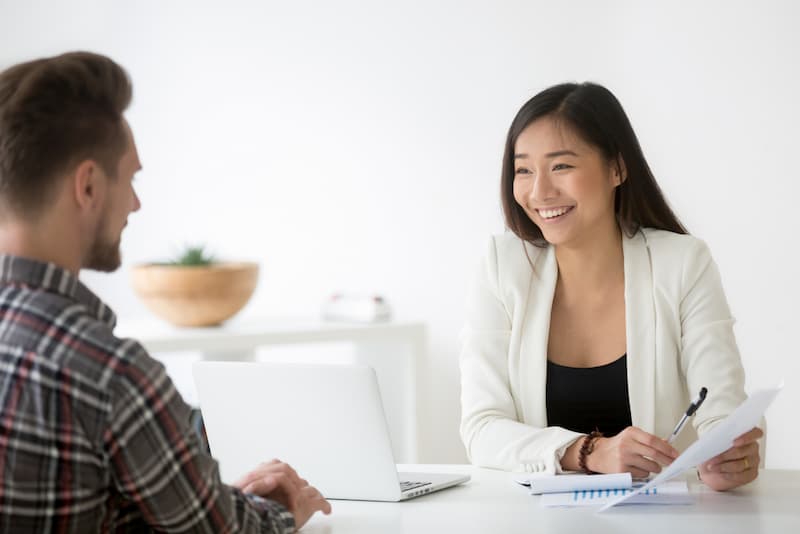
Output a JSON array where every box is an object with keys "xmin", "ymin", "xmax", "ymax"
[{"xmin": 0, "ymin": 51, "xmax": 330, "ymax": 533}]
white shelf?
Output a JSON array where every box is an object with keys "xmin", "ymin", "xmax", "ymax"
[{"xmin": 117, "ymin": 317, "xmax": 424, "ymax": 351}]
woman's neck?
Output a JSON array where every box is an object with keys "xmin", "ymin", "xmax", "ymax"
[{"xmin": 554, "ymin": 222, "xmax": 625, "ymax": 300}]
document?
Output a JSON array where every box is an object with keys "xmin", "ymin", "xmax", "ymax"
[
  {"xmin": 598, "ymin": 383, "xmax": 783, "ymax": 512},
  {"xmin": 541, "ymin": 481, "xmax": 691, "ymax": 507}
]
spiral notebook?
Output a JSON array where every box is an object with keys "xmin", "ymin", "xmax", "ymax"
[{"xmin": 518, "ymin": 472, "xmax": 632, "ymax": 494}]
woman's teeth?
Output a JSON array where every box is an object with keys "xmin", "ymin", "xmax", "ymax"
[{"xmin": 539, "ymin": 207, "xmax": 572, "ymax": 219}]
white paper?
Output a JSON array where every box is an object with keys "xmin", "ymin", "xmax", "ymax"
[
  {"xmin": 542, "ymin": 481, "xmax": 691, "ymax": 507},
  {"xmin": 598, "ymin": 383, "xmax": 782, "ymax": 512},
  {"xmin": 517, "ymin": 473, "xmax": 632, "ymax": 494}
]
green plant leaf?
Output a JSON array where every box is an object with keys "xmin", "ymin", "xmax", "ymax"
[{"xmin": 171, "ymin": 244, "xmax": 216, "ymax": 266}]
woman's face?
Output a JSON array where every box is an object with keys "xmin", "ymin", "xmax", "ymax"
[{"xmin": 512, "ymin": 117, "xmax": 623, "ymax": 248}]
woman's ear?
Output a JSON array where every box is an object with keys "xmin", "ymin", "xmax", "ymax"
[{"xmin": 612, "ymin": 154, "xmax": 627, "ymax": 187}]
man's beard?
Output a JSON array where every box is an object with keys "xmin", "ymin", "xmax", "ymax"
[{"xmin": 85, "ymin": 223, "xmax": 122, "ymax": 272}]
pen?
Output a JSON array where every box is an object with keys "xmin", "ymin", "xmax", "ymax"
[{"xmin": 666, "ymin": 387, "xmax": 708, "ymax": 444}]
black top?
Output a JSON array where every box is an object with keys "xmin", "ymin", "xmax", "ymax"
[{"xmin": 546, "ymin": 354, "xmax": 633, "ymax": 437}]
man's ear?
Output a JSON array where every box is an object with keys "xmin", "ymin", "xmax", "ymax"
[{"xmin": 72, "ymin": 160, "xmax": 103, "ymax": 212}]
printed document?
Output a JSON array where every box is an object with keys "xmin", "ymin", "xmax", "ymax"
[
  {"xmin": 598, "ymin": 384, "xmax": 782, "ymax": 512},
  {"xmin": 541, "ymin": 480, "xmax": 691, "ymax": 507}
]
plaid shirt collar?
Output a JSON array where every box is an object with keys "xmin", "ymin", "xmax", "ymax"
[{"xmin": 0, "ymin": 254, "xmax": 117, "ymax": 328}]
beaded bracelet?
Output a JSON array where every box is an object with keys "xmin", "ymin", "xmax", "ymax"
[{"xmin": 578, "ymin": 430, "xmax": 604, "ymax": 474}]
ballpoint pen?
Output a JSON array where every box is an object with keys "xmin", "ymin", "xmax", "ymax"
[{"xmin": 666, "ymin": 387, "xmax": 708, "ymax": 444}]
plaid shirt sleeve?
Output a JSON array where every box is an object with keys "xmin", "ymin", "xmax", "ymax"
[{"xmin": 103, "ymin": 340, "xmax": 295, "ymax": 534}]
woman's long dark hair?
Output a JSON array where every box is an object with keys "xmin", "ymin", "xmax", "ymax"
[{"xmin": 501, "ymin": 82, "xmax": 687, "ymax": 246}]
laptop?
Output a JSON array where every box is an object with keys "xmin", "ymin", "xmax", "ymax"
[{"xmin": 192, "ymin": 361, "xmax": 470, "ymax": 501}]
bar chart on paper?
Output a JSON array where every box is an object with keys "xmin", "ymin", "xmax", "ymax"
[{"xmin": 540, "ymin": 481, "xmax": 692, "ymax": 507}]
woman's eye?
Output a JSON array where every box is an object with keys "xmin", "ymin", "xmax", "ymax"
[
  {"xmin": 552, "ymin": 163, "xmax": 572, "ymax": 171},
  {"xmin": 515, "ymin": 168, "xmax": 531, "ymax": 175}
]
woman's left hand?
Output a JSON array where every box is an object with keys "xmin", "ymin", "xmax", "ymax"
[{"xmin": 698, "ymin": 427, "xmax": 763, "ymax": 491}]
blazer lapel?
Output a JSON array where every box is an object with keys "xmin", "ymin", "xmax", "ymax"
[
  {"xmin": 519, "ymin": 243, "xmax": 558, "ymax": 427},
  {"xmin": 623, "ymin": 230, "xmax": 656, "ymax": 433}
]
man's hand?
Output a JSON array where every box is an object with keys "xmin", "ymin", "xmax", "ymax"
[
  {"xmin": 235, "ymin": 459, "xmax": 332, "ymax": 529},
  {"xmin": 698, "ymin": 427, "xmax": 762, "ymax": 491}
]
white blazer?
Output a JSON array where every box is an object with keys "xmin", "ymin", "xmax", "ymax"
[{"xmin": 459, "ymin": 228, "xmax": 747, "ymax": 474}]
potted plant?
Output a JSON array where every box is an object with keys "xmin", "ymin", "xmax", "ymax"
[{"xmin": 131, "ymin": 245, "xmax": 259, "ymax": 327}]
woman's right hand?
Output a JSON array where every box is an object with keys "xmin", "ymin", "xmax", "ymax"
[{"xmin": 586, "ymin": 427, "xmax": 679, "ymax": 478}]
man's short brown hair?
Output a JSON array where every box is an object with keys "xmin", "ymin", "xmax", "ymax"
[{"xmin": 0, "ymin": 51, "xmax": 132, "ymax": 219}]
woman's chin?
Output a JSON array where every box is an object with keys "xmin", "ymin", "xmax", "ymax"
[{"xmin": 539, "ymin": 229, "xmax": 571, "ymax": 247}]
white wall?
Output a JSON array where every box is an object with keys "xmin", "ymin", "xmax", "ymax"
[{"xmin": 1, "ymin": 0, "xmax": 798, "ymax": 468}]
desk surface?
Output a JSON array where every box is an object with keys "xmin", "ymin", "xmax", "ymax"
[{"xmin": 304, "ymin": 464, "xmax": 799, "ymax": 534}]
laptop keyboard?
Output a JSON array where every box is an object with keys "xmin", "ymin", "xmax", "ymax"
[{"xmin": 400, "ymin": 481, "xmax": 432, "ymax": 492}]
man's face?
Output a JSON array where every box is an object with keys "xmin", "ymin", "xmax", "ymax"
[{"xmin": 84, "ymin": 120, "xmax": 141, "ymax": 272}]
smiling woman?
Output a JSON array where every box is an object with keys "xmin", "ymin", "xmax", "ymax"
[
  {"xmin": 459, "ymin": 82, "xmax": 763, "ymax": 492},
  {"xmin": 512, "ymin": 119, "xmax": 622, "ymax": 249},
  {"xmin": 500, "ymin": 83, "xmax": 686, "ymax": 248}
]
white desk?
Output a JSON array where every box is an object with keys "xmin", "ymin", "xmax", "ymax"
[
  {"xmin": 304, "ymin": 465, "xmax": 800, "ymax": 533},
  {"xmin": 115, "ymin": 317, "xmax": 425, "ymax": 463}
]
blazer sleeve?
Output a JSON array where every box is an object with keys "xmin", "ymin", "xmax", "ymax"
[
  {"xmin": 677, "ymin": 239, "xmax": 749, "ymax": 437},
  {"xmin": 459, "ymin": 237, "xmax": 583, "ymax": 473}
]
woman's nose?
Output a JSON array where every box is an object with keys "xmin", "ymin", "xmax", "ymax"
[{"xmin": 531, "ymin": 172, "xmax": 558, "ymax": 202}]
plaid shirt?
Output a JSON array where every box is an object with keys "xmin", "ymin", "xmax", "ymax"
[{"xmin": 0, "ymin": 255, "xmax": 295, "ymax": 533}]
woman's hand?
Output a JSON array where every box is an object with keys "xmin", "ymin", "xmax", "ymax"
[
  {"xmin": 585, "ymin": 427, "xmax": 679, "ymax": 478},
  {"xmin": 698, "ymin": 427, "xmax": 762, "ymax": 491}
]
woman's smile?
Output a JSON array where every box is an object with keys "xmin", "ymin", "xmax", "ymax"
[{"xmin": 536, "ymin": 206, "xmax": 575, "ymax": 222}]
